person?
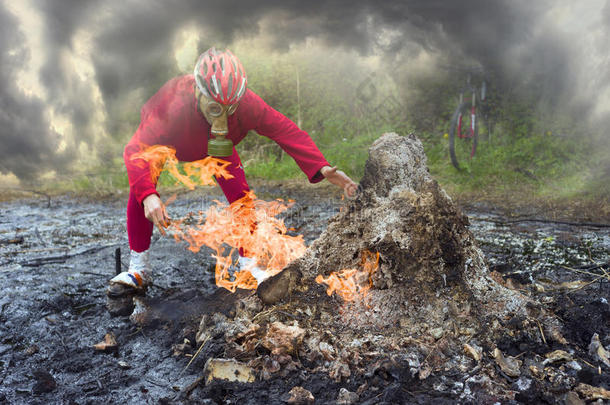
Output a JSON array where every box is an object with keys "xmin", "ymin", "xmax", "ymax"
[{"xmin": 107, "ymin": 47, "xmax": 358, "ymax": 299}]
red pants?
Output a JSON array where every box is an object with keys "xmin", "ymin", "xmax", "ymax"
[{"xmin": 127, "ymin": 148, "xmax": 250, "ymax": 252}]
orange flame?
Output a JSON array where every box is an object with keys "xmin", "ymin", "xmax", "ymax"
[
  {"xmin": 171, "ymin": 191, "xmax": 306, "ymax": 292},
  {"xmin": 131, "ymin": 145, "xmax": 234, "ymax": 187},
  {"xmin": 131, "ymin": 144, "xmax": 308, "ymax": 292},
  {"xmin": 315, "ymin": 250, "xmax": 380, "ymax": 301}
]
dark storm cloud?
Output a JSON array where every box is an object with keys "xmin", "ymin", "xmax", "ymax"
[
  {"xmin": 89, "ymin": 0, "xmax": 553, "ymax": 103},
  {"xmin": 260, "ymin": 0, "xmax": 578, "ymax": 103},
  {"xmin": 91, "ymin": 0, "xmax": 266, "ymax": 101},
  {"xmin": 1, "ymin": 0, "xmax": 607, "ymax": 180},
  {"xmin": 36, "ymin": 0, "xmax": 101, "ymax": 142},
  {"xmin": 0, "ymin": 5, "xmax": 67, "ymax": 181}
]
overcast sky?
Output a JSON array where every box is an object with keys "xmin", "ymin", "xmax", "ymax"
[{"xmin": 1, "ymin": 0, "xmax": 608, "ymax": 182}]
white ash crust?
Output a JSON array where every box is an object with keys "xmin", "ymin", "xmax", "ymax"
[
  {"xmin": 290, "ymin": 132, "xmax": 558, "ymax": 334},
  {"xmin": 197, "ymin": 132, "xmax": 563, "ymax": 401}
]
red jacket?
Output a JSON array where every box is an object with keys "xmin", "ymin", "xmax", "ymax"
[{"xmin": 124, "ymin": 75, "xmax": 330, "ymax": 203}]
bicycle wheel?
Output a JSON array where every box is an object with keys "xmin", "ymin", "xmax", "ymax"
[{"xmin": 449, "ymin": 101, "xmax": 478, "ymax": 170}]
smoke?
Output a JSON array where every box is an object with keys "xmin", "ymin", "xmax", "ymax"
[
  {"xmin": 37, "ymin": 0, "xmax": 100, "ymax": 136},
  {"xmin": 0, "ymin": 5, "xmax": 67, "ymax": 181},
  {"xmin": 0, "ymin": 0, "xmax": 608, "ymax": 181}
]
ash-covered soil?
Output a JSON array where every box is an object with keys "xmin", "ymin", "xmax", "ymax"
[{"xmin": 0, "ymin": 187, "xmax": 608, "ymax": 404}]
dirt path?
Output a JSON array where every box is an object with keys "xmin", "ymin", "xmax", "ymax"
[{"xmin": 0, "ymin": 190, "xmax": 608, "ymax": 404}]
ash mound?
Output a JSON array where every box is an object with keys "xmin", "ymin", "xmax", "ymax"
[
  {"xmin": 196, "ymin": 133, "xmax": 565, "ymax": 397},
  {"xmin": 262, "ymin": 133, "xmax": 559, "ymax": 341}
]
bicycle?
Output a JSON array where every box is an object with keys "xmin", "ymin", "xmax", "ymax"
[{"xmin": 448, "ymin": 73, "xmax": 488, "ymax": 170}]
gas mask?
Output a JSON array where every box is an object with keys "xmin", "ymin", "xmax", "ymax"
[{"xmin": 196, "ymin": 87, "xmax": 239, "ymax": 157}]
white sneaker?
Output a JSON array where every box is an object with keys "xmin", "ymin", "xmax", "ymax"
[
  {"xmin": 238, "ymin": 256, "xmax": 270, "ymax": 283},
  {"xmin": 107, "ymin": 250, "xmax": 153, "ymax": 297}
]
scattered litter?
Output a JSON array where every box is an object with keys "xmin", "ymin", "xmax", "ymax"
[
  {"xmin": 93, "ymin": 332, "xmax": 118, "ymax": 353},
  {"xmin": 539, "ymin": 280, "xmax": 590, "ymax": 290},
  {"xmin": 493, "ymin": 348, "xmax": 521, "ymax": 377},
  {"xmin": 514, "ymin": 377, "xmax": 531, "ymax": 391},
  {"xmin": 204, "ymin": 358, "xmax": 256, "ymax": 384},
  {"xmin": 129, "ymin": 297, "xmax": 150, "ymax": 326},
  {"xmin": 336, "ymin": 387, "xmax": 359, "ymax": 404},
  {"xmin": 463, "ymin": 343, "xmax": 482, "ymax": 362},
  {"xmin": 549, "ymin": 326, "xmax": 569, "ymax": 345},
  {"xmin": 261, "ymin": 322, "xmax": 305, "ymax": 356},
  {"xmin": 529, "ymin": 364, "xmax": 543, "ymax": 378},
  {"xmin": 430, "ymin": 327, "xmax": 444, "ymax": 340},
  {"xmin": 172, "ymin": 338, "xmax": 192, "ymax": 357},
  {"xmin": 285, "ymin": 386, "xmax": 314, "ymax": 404},
  {"xmin": 588, "ymin": 333, "xmax": 610, "ymax": 367},
  {"xmin": 564, "ymin": 391, "xmax": 585, "ymax": 405},
  {"xmin": 575, "ymin": 383, "xmax": 610, "ymax": 401},
  {"xmin": 24, "ymin": 344, "xmax": 39, "ymax": 356},
  {"xmin": 566, "ymin": 360, "xmax": 582, "ymax": 371},
  {"xmin": 329, "ymin": 359, "xmax": 351, "ymax": 382},
  {"xmin": 543, "ymin": 350, "xmax": 573, "ymax": 365}
]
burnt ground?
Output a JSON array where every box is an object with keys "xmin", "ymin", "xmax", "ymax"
[{"xmin": 0, "ymin": 186, "xmax": 609, "ymax": 404}]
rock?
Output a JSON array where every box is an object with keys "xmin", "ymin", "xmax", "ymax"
[
  {"xmin": 172, "ymin": 338, "xmax": 192, "ymax": 356},
  {"xmin": 263, "ymin": 356, "xmax": 281, "ymax": 374},
  {"xmin": 261, "ymin": 322, "xmax": 305, "ymax": 356},
  {"xmin": 336, "ymin": 387, "xmax": 359, "ymax": 404},
  {"xmin": 196, "ymin": 313, "xmax": 230, "ymax": 344},
  {"xmin": 430, "ymin": 327, "xmax": 444, "ymax": 340},
  {"xmin": 234, "ymin": 295, "xmax": 263, "ymax": 319},
  {"xmin": 129, "ymin": 296, "xmax": 151, "ymax": 326},
  {"xmin": 93, "ymin": 332, "xmax": 118, "ymax": 353},
  {"xmin": 566, "ymin": 360, "xmax": 582, "ymax": 371},
  {"xmin": 285, "ymin": 386, "xmax": 314, "ymax": 405},
  {"xmin": 548, "ymin": 325, "xmax": 568, "ymax": 345},
  {"xmin": 24, "ymin": 344, "xmax": 39, "ymax": 356},
  {"xmin": 32, "ymin": 369, "xmax": 56, "ymax": 394},
  {"xmin": 588, "ymin": 333, "xmax": 610, "ymax": 367},
  {"xmin": 106, "ymin": 294, "xmax": 136, "ymax": 317},
  {"xmin": 542, "ymin": 349, "xmax": 573, "ymax": 365},
  {"xmin": 329, "ymin": 360, "xmax": 351, "ymax": 381},
  {"xmin": 204, "ymin": 358, "xmax": 256, "ymax": 384},
  {"xmin": 575, "ymin": 383, "xmax": 610, "ymax": 401},
  {"xmin": 118, "ymin": 361, "xmax": 130, "ymax": 369},
  {"xmin": 513, "ymin": 377, "xmax": 531, "ymax": 392},
  {"xmin": 463, "ymin": 343, "xmax": 482, "ymax": 361},
  {"xmin": 493, "ymin": 348, "xmax": 521, "ymax": 378},
  {"xmin": 257, "ymin": 267, "xmax": 302, "ymax": 305},
  {"xmin": 319, "ymin": 341, "xmax": 336, "ymax": 360},
  {"xmin": 564, "ymin": 391, "xmax": 585, "ymax": 405},
  {"xmin": 419, "ymin": 363, "xmax": 432, "ymax": 380}
]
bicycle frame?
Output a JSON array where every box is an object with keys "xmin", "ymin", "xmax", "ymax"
[
  {"xmin": 457, "ymin": 93, "xmax": 477, "ymax": 141},
  {"xmin": 457, "ymin": 88, "xmax": 477, "ymax": 157},
  {"xmin": 448, "ymin": 70, "xmax": 488, "ymax": 170}
]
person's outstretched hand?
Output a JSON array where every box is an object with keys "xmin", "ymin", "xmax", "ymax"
[
  {"xmin": 143, "ymin": 194, "xmax": 170, "ymax": 235},
  {"xmin": 320, "ymin": 165, "xmax": 358, "ymax": 198}
]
